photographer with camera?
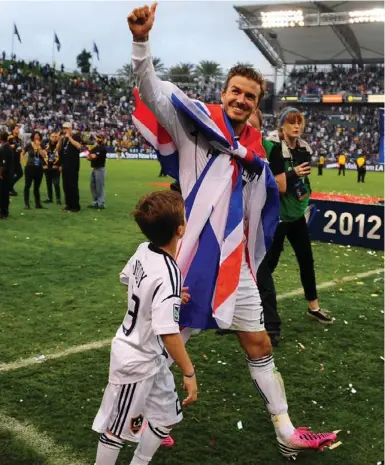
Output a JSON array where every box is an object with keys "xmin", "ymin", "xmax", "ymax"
[
  {"xmin": 266, "ymin": 108, "xmax": 332, "ymax": 325},
  {"xmin": 43, "ymin": 131, "xmax": 61, "ymax": 205},
  {"xmin": 58, "ymin": 122, "xmax": 82, "ymax": 213},
  {"xmin": 21, "ymin": 131, "xmax": 47, "ymax": 209}
]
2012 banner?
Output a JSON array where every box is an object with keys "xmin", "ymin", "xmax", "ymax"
[{"xmin": 308, "ymin": 200, "xmax": 384, "ymax": 251}]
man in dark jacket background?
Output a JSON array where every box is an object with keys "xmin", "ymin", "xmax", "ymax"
[
  {"xmin": 0, "ymin": 131, "xmax": 15, "ymax": 219},
  {"xmin": 8, "ymin": 123, "xmax": 23, "ymax": 196},
  {"xmin": 58, "ymin": 122, "xmax": 82, "ymax": 212}
]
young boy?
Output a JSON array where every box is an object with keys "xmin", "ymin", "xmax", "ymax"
[{"xmin": 92, "ymin": 190, "xmax": 198, "ymax": 465}]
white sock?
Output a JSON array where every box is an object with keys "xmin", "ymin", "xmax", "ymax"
[
  {"xmin": 247, "ymin": 354, "xmax": 295, "ymax": 441},
  {"xmin": 95, "ymin": 432, "xmax": 124, "ymax": 465},
  {"xmin": 130, "ymin": 423, "xmax": 172, "ymax": 465}
]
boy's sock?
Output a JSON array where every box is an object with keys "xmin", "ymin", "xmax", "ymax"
[
  {"xmin": 130, "ymin": 423, "xmax": 172, "ymax": 465},
  {"xmin": 95, "ymin": 432, "xmax": 124, "ymax": 465}
]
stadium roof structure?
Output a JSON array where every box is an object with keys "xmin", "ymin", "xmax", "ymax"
[{"xmin": 234, "ymin": 1, "xmax": 385, "ymax": 68}]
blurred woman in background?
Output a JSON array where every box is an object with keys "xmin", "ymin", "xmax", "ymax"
[
  {"xmin": 22, "ymin": 131, "xmax": 46, "ymax": 209},
  {"xmin": 267, "ymin": 108, "xmax": 332, "ymax": 325}
]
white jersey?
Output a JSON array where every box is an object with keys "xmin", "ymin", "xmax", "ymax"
[{"xmin": 109, "ymin": 242, "xmax": 181, "ymax": 384}]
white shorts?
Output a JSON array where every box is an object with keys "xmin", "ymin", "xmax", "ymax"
[
  {"xmin": 230, "ymin": 258, "xmax": 264, "ymax": 332},
  {"xmin": 92, "ymin": 360, "xmax": 183, "ymax": 442}
]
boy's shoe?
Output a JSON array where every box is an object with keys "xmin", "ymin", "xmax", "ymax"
[
  {"xmin": 161, "ymin": 435, "xmax": 175, "ymax": 447},
  {"xmin": 277, "ymin": 427, "xmax": 337, "ymax": 460},
  {"xmin": 307, "ymin": 308, "xmax": 333, "ymax": 324},
  {"xmin": 141, "ymin": 422, "xmax": 175, "ymax": 447}
]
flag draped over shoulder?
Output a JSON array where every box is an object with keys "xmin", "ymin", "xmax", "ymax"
[{"xmin": 133, "ymin": 84, "xmax": 279, "ymax": 329}]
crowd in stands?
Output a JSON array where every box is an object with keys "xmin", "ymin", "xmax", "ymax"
[
  {"xmin": 262, "ymin": 105, "xmax": 380, "ymax": 160},
  {"xmin": 0, "ymin": 58, "xmax": 382, "ymax": 161},
  {"xmin": 280, "ymin": 64, "xmax": 384, "ymax": 97}
]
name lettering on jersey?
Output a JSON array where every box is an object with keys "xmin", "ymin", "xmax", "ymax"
[{"xmin": 133, "ymin": 260, "xmax": 147, "ymax": 288}]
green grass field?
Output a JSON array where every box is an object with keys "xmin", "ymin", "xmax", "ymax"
[{"xmin": 0, "ymin": 161, "xmax": 383, "ymax": 465}]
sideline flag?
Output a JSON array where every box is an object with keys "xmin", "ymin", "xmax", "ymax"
[
  {"xmin": 93, "ymin": 42, "xmax": 100, "ymax": 60},
  {"xmin": 54, "ymin": 32, "xmax": 61, "ymax": 52},
  {"xmin": 14, "ymin": 23, "xmax": 22, "ymax": 43}
]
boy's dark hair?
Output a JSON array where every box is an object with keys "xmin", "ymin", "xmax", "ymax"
[
  {"xmin": 0, "ymin": 131, "xmax": 8, "ymax": 142},
  {"xmin": 132, "ymin": 190, "xmax": 185, "ymax": 247},
  {"xmin": 223, "ymin": 65, "xmax": 266, "ymax": 105}
]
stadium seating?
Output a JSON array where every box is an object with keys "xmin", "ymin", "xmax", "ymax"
[
  {"xmin": 279, "ymin": 64, "xmax": 384, "ymax": 97},
  {"xmin": 0, "ymin": 59, "xmax": 381, "ymax": 160}
]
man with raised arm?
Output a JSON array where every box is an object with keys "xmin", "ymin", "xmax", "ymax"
[{"xmin": 128, "ymin": 3, "xmax": 337, "ymax": 459}]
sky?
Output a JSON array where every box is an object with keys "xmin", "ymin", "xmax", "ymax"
[{"xmin": 0, "ymin": 0, "xmax": 276, "ymax": 78}]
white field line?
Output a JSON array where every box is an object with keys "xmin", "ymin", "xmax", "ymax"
[
  {"xmin": 277, "ymin": 267, "xmax": 383, "ymax": 300},
  {"xmin": 0, "ymin": 267, "xmax": 383, "ymax": 374},
  {"xmin": 0, "ymin": 411, "xmax": 88, "ymax": 465}
]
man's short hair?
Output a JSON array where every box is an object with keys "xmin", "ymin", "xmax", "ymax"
[
  {"xmin": 132, "ymin": 190, "xmax": 185, "ymax": 247},
  {"xmin": 9, "ymin": 123, "xmax": 20, "ymax": 132},
  {"xmin": 223, "ymin": 65, "xmax": 266, "ymax": 105}
]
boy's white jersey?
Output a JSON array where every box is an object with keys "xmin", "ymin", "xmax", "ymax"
[{"xmin": 109, "ymin": 242, "xmax": 181, "ymax": 384}]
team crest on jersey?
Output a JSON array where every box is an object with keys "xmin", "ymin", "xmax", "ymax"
[
  {"xmin": 130, "ymin": 414, "xmax": 144, "ymax": 434},
  {"xmin": 173, "ymin": 304, "xmax": 180, "ymax": 322}
]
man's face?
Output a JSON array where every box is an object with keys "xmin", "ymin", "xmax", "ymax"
[
  {"xmin": 50, "ymin": 133, "xmax": 59, "ymax": 144},
  {"xmin": 96, "ymin": 137, "xmax": 103, "ymax": 145},
  {"xmin": 13, "ymin": 126, "xmax": 20, "ymax": 137},
  {"xmin": 221, "ymin": 76, "xmax": 260, "ymax": 125},
  {"xmin": 63, "ymin": 127, "xmax": 71, "ymax": 136}
]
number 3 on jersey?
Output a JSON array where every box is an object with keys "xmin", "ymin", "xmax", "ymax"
[{"xmin": 123, "ymin": 294, "xmax": 140, "ymax": 337}]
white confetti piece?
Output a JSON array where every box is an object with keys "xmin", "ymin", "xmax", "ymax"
[
  {"xmin": 26, "ymin": 237, "xmax": 30, "ymax": 240},
  {"xmin": 35, "ymin": 292, "xmax": 43, "ymax": 296},
  {"xmin": 380, "ymin": 356, "xmax": 385, "ymax": 361},
  {"xmin": 328, "ymin": 441, "xmax": 342, "ymax": 450},
  {"xmin": 312, "ymin": 400, "xmax": 317, "ymax": 404},
  {"xmin": 12, "ymin": 283, "xmax": 19, "ymax": 286},
  {"xmin": 34, "ymin": 355, "xmax": 46, "ymax": 361},
  {"xmin": 371, "ymin": 294, "xmax": 379, "ymax": 297},
  {"xmin": 356, "ymin": 282, "xmax": 364, "ymax": 285},
  {"xmin": 344, "ymin": 320, "xmax": 348, "ymax": 325},
  {"xmin": 298, "ymin": 342, "xmax": 306, "ymax": 350},
  {"xmin": 351, "ymin": 388, "xmax": 357, "ymax": 394},
  {"xmin": 237, "ymin": 421, "xmax": 243, "ymax": 430},
  {"xmin": 19, "ymin": 399, "xmax": 23, "ymax": 403}
]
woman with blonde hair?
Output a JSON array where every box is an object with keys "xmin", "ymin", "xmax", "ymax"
[{"xmin": 266, "ymin": 107, "xmax": 332, "ymax": 324}]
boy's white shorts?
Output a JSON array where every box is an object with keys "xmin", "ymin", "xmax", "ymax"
[{"xmin": 92, "ymin": 359, "xmax": 183, "ymax": 442}]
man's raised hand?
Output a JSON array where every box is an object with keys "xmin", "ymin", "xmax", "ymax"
[{"xmin": 127, "ymin": 3, "xmax": 158, "ymax": 40}]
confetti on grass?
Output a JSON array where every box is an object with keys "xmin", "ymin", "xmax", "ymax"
[{"xmin": 328, "ymin": 441, "xmax": 343, "ymax": 450}]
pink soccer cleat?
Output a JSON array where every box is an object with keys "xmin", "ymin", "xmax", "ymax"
[
  {"xmin": 161, "ymin": 435, "xmax": 175, "ymax": 447},
  {"xmin": 141, "ymin": 422, "xmax": 175, "ymax": 448},
  {"xmin": 277, "ymin": 427, "xmax": 337, "ymax": 460}
]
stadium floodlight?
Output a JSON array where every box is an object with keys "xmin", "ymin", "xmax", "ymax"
[
  {"xmin": 348, "ymin": 8, "xmax": 385, "ymax": 23},
  {"xmin": 260, "ymin": 9, "xmax": 304, "ymax": 28}
]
